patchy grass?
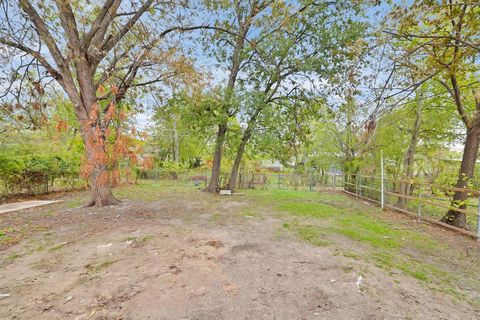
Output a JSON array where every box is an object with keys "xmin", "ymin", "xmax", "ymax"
[
  {"xmin": 5, "ymin": 252, "xmax": 21, "ymax": 262},
  {"xmin": 114, "ymin": 183, "xmax": 162, "ymax": 201},
  {"xmin": 335, "ymin": 249, "xmax": 360, "ymax": 260},
  {"xmin": 241, "ymin": 210, "xmax": 259, "ymax": 219},
  {"xmin": 0, "ymin": 227, "xmax": 15, "ymax": 246},
  {"xmin": 249, "ymin": 188, "xmax": 480, "ymax": 306},
  {"xmin": 208, "ymin": 213, "xmax": 227, "ymax": 224},
  {"xmin": 2, "ymin": 182, "xmax": 478, "ymax": 308},
  {"xmin": 113, "ymin": 180, "xmax": 198, "ymax": 201},
  {"xmin": 41, "ymin": 210, "xmax": 56, "ymax": 217},
  {"xmin": 283, "ymin": 222, "xmax": 330, "ymax": 247},
  {"xmin": 62, "ymin": 197, "xmax": 85, "ymax": 209},
  {"xmin": 248, "ymin": 189, "xmax": 348, "ymax": 205},
  {"xmin": 333, "ymin": 213, "xmax": 403, "ymax": 249},
  {"xmin": 66, "ymin": 200, "xmax": 83, "ymax": 208},
  {"xmin": 0, "ymin": 224, "xmax": 49, "ymax": 248}
]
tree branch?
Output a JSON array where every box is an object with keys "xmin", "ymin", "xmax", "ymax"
[
  {"xmin": 82, "ymin": 0, "xmax": 120, "ymax": 50},
  {"xmin": 18, "ymin": 0, "xmax": 67, "ymax": 71},
  {"xmin": 54, "ymin": 0, "xmax": 82, "ymax": 55},
  {"xmin": 438, "ymin": 77, "xmax": 470, "ymax": 127},
  {"xmin": 0, "ymin": 37, "xmax": 62, "ymax": 80},
  {"xmin": 96, "ymin": 0, "xmax": 155, "ymax": 63}
]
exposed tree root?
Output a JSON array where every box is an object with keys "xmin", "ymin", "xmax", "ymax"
[
  {"xmin": 440, "ymin": 210, "xmax": 468, "ymax": 229},
  {"xmin": 82, "ymin": 196, "xmax": 121, "ymax": 208}
]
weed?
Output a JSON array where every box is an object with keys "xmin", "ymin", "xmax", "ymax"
[
  {"xmin": 142, "ymin": 235, "xmax": 154, "ymax": 242},
  {"xmin": 124, "ymin": 234, "xmax": 154, "ymax": 244},
  {"xmin": 85, "ymin": 260, "xmax": 114, "ymax": 273},
  {"xmin": 48, "ymin": 241, "xmax": 70, "ymax": 252},
  {"xmin": 5, "ymin": 252, "xmax": 20, "ymax": 262}
]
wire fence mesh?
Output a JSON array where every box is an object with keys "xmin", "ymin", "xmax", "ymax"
[{"xmin": 343, "ymin": 172, "xmax": 480, "ymax": 239}]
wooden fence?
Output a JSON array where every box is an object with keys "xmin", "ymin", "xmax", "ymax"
[{"xmin": 343, "ymin": 172, "xmax": 480, "ymax": 239}]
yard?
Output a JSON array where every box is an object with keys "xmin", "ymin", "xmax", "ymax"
[{"xmin": 1, "ymin": 182, "xmax": 479, "ymax": 319}]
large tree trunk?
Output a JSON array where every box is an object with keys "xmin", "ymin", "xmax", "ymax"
[
  {"xmin": 80, "ymin": 116, "xmax": 120, "ymax": 207},
  {"xmin": 227, "ymin": 128, "xmax": 253, "ymax": 192},
  {"xmin": 441, "ymin": 126, "xmax": 480, "ymax": 228},
  {"xmin": 86, "ymin": 162, "xmax": 119, "ymax": 207},
  {"xmin": 204, "ymin": 12, "xmax": 253, "ymax": 193},
  {"xmin": 344, "ymin": 164, "xmax": 359, "ymax": 194},
  {"xmin": 205, "ymin": 123, "xmax": 228, "ymax": 193},
  {"xmin": 227, "ymin": 139, "xmax": 247, "ymax": 192},
  {"xmin": 227, "ymin": 110, "xmax": 261, "ymax": 191},
  {"xmin": 397, "ymin": 96, "xmax": 422, "ymax": 208},
  {"xmin": 14, "ymin": 0, "xmax": 162, "ymax": 207}
]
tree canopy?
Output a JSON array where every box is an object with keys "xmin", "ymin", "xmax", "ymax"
[{"xmin": 1, "ymin": 0, "xmax": 480, "ymax": 229}]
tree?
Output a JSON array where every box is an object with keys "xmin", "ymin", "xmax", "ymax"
[
  {"xmin": 200, "ymin": 1, "xmax": 368, "ymax": 192},
  {"xmin": 389, "ymin": 1, "xmax": 480, "ymax": 227},
  {"xmin": 151, "ymin": 90, "xmax": 214, "ymax": 167},
  {"xmin": 393, "ymin": 91, "xmax": 423, "ymax": 208},
  {"xmin": 255, "ymin": 95, "xmax": 324, "ymax": 171},
  {"xmin": 200, "ymin": 0, "xmax": 273, "ymax": 193},
  {"xmin": 0, "ymin": 0, "xmax": 210, "ymax": 206}
]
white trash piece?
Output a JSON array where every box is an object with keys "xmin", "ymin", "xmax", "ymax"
[
  {"xmin": 355, "ymin": 276, "xmax": 363, "ymax": 290},
  {"xmin": 219, "ymin": 190, "xmax": 232, "ymax": 196}
]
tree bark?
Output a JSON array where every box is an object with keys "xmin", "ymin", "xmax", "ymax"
[
  {"xmin": 204, "ymin": 4, "xmax": 259, "ymax": 193},
  {"xmin": 85, "ymin": 162, "xmax": 119, "ymax": 207},
  {"xmin": 441, "ymin": 126, "xmax": 480, "ymax": 228},
  {"xmin": 439, "ymin": 73, "xmax": 480, "ymax": 228},
  {"xmin": 227, "ymin": 105, "xmax": 263, "ymax": 192},
  {"xmin": 80, "ymin": 122, "xmax": 120, "ymax": 207},
  {"xmin": 397, "ymin": 96, "xmax": 422, "ymax": 208},
  {"xmin": 227, "ymin": 125, "xmax": 254, "ymax": 192},
  {"xmin": 205, "ymin": 123, "xmax": 228, "ymax": 193}
]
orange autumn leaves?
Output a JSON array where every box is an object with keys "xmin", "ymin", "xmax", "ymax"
[{"xmin": 80, "ymin": 101, "xmax": 151, "ymax": 187}]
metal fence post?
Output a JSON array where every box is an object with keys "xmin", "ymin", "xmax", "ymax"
[
  {"xmin": 381, "ymin": 151, "xmax": 385, "ymax": 209},
  {"xmin": 476, "ymin": 196, "xmax": 480, "ymax": 241},
  {"xmin": 418, "ymin": 189, "xmax": 422, "ymax": 222},
  {"xmin": 355, "ymin": 174, "xmax": 359, "ymax": 198}
]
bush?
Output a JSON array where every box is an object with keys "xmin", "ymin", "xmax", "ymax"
[{"xmin": 0, "ymin": 152, "xmax": 81, "ymax": 197}]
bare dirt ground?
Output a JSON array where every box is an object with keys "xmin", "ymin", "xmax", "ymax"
[{"xmin": 0, "ymin": 184, "xmax": 479, "ymax": 319}]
